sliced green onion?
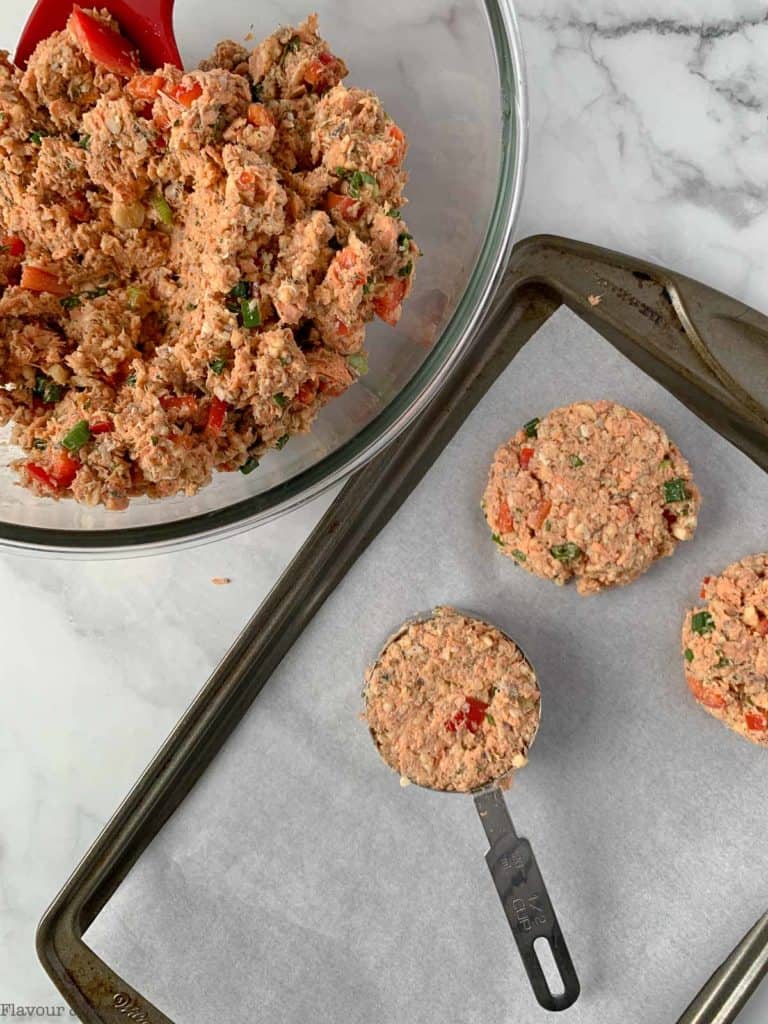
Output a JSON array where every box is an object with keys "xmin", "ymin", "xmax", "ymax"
[
  {"xmin": 273, "ymin": 392, "xmax": 288, "ymax": 408},
  {"xmin": 523, "ymin": 417, "xmax": 540, "ymax": 438},
  {"xmin": 226, "ymin": 280, "xmax": 250, "ymax": 312},
  {"xmin": 347, "ymin": 352, "xmax": 368, "ymax": 375},
  {"xmin": 28, "ymin": 130, "xmax": 49, "ymax": 146},
  {"xmin": 77, "ymin": 133, "xmax": 91, "ymax": 150},
  {"xmin": 511, "ymin": 549, "xmax": 527, "ymax": 562},
  {"xmin": 387, "ymin": 208, "xmax": 401, "ymax": 219},
  {"xmin": 568, "ymin": 454, "xmax": 584, "ymax": 468},
  {"xmin": 485, "ymin": 712, "xmax": 496, "ymax": 726},
  {"xmin": 32, "ymin": 438, "xmax": 47, "ymax": 450},
  {"xmin": 275, "ymin": 433, "xmax": 289, "ymax": 450},
  {"xmin": 715, "ymin": 654, "xmax": 731, "ymax": 668},
  {"xmin": 241, "ymin": 297, "xmax": 261, "ymax": 328},
  {"xmin": 59, "ymin": 294, "xmax": 82, "ymax": 310},
  {"xmin": 550, "ymin": 542, "xmax": 582, "ymax": 562},
  {"xmin": 397, "ymin": 231, "xmax": 412, "ymax": 252},
  {"xmin": 659, "ymin": 457, "xmax": 672, "ymax": 470},
  {"xmin": 126, "ymin": 373, "xmax": 137, "ymax": 386},
  {"xmin": 240, "ymin": 456, "xmax": 259, "ymax": 475},
  {"xmin": 126, "ymin": 285, "xmax": 144, "ymax": 309},
  {"xmin": 347, "ymin": 170, "xmax": 378, "ymax": 199},
  {"xmin": 491, "ymin": 533, "xmax": 503, "ymax": 546},
  {"xmin": 209, "ymin": 358, "xmax": 226, "ymax": 375},
  {"xmin": 61, "ymin": 419, "xmax": 91, "ymax": 452},
  {"xmin": 150, "ymin": 191, "xmax": 174, "ymax": 226},
  {"xmin": 691, "ymin": 611, "xmax": 715, "ymax": 635},
  {"xmin": 33, "ymin": 374, "xmax": 62, "ymax": 404},
  {"xmin": 664, "ymin": 477, "xmax": 689, "ymax": 503},
  {"xmin": 397, "ymin": 260, "xmax": 413, "ymax": 278},
  {"xmin": 684, "ymin": 648, "xmax": 694, "ymax": 663},
  {"xmin": 82, "ymin": 286, "xmax": 108, "ymax": 299}
]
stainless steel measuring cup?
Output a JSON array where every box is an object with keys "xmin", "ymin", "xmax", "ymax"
[{"xmin": 364, "ymin": 608, "xmax": 580, "ymax": 1012}]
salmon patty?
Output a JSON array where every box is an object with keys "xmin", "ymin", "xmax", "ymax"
[
  {"xmin": 0, "ymin": 11, "xmax": 417, "ymax": 508},
  {"xmin": 482, "ymin": 400, "xmax": 700, "ymax": 595},
  {"xmin": 364, "ymin": 607, "xmax": 541, "ymax": 793},
  {"xmin": 682, "ymin": 554, "xmax": 768, "ymax": 746}
]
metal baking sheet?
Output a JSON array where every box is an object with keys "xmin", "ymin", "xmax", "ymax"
[{"xmin": 83, "ymin": 307, "xmax": 768, "ymax": 1023}]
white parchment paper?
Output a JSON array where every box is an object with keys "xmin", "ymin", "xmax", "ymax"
[{"xmin": 87, "ymin": 309, "xmax": 768, "ymax": 1023}]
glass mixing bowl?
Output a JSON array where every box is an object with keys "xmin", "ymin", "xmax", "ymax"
[{"xmin": 0, "ymin": 0, "xmax": 526, "ymax": 555}]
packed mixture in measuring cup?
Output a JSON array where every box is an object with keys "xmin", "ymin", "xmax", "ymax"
[
  {"xmin": 364, "ymin": 606, "xmax": 541, "ymax": 793},
  {"xmin": 483, "ymin": 400, "xmax": 700, "ymax": 594},
  {"xmin": 0, "ymin": 11, "xmax": 417, "ymax": 508},
  {"xmin": 682, "ymin": 553, "xmax": 768, "ymax": 746}
]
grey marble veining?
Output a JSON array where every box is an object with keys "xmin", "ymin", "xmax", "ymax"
[{"xmin": 2, "ymin": 0, "xmax": 767, "ymax": 1011}]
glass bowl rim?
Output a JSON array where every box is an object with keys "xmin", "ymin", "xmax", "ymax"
[{"xmin": 0, "ymin": 0, "xmax": 528, "ymax": 557}]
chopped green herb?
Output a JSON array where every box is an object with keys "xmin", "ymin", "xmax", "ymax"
[
  {"xmin": 77, "ymin": 133, "xmax": 91, "ymax": 150},
  {"xmin": 61, "ymin": 419, "xmax": 91, "ymax": 452},
  {"xmin": 226, "ymin": 280, "xmax": 250, "ymax": 312},
  {"xmin": 715, "ymin": 654, "xmax": 731, "ymax": 669},
  {"xmin": 28, "ymin": 130, "xmax": 49, "ymax": 146},
  {"xmin": 275, "ymin": 433, "xmax": 289, "ymax": 450},
  {"xmin": 125, "ymin": 373, "xmax": 137, "ymax": 387},
  {"xmin": 684, "ymin": 648, "xmax": 694, "ymax": 663},
  {"xmin": 347, "ymin": 170, "xmax": 378, "ymax": 199},
  {"xmin": 126, "ymin": 285, "xmax": 144, "ymax": 309},
  {"xmin": 664, "ymin": 477, "xmax": 689, "ymax": 503},
  {"xmin": 691, "ymin": 611, "xmax": 715, "ymax": 635},
  {"xmin": 550, "ymin": 542, "xmax": 582, "ymax": 562},
  {"xmin": 397, "ymin": 231, "xmax": 412, "ymax": 252},
  {"xmin": 568, "ymin": 454, "xmax": 584, "ymax": 468},
  {"xmin": 485, "ymin": 712, "xmax": 496, "ymax": 727},
  {"xmin": 387, "ymin": 208, "xmax": 402, "ymax": 219},
  {"xmin": 59, "ymin": 294, "xmax": 82, "ymax": 310},
  {"xmin": 240, "ymin": 456, "xmax": 259, "ymax": 474},
  {"xmin": 150, "ymin": 435, "xmax": 159, "ymax": 446},
  {"xmin": 241, "ymin": 297, "xmax": 261, "ymax": 328},
  {"xmin": 523, "ymin": 417, "xmax": 540, "ymax": 438},
  {"xmin": 209, "ymin": 358, "xmax": 226, "ymax": 375},
  {"xmin": 362, "ymin": 282, "xmax": 372, "ymax": 295},
  {"xmin": 250, "ymin": 81, "xmax": 263, "ymax": 102},
  {"xmin": 82, "ymin": 286, "xmax": 108, "ymax": 300},
  {"xmin": 279, "ymin": 355, "xmax": 292, "ymax": 367},
  {"xmin": 273, "ymin": 392, "xmax": 288, "ymax": 408},
  {"xmin": 397, "ymin": 260, "xmax": 413, "ymax": 278},
  {"xmin": 347, "ymin": 352, "xmax": 368, "ymax": 375},
  {"xmin": 32, "ymin": 438, "xmax": 47, "ymax": 450},
  {"xmin": 150, "ymin": 191, "xmax": 173, "ymax": 226},
  {"xmin": 33, "ymin": 374, "xmax": 63, "ymax": 404},
  {"xmin": 511, "ymin": 549, "xmax": 527, "ymax": 562},
  {"xmin": 491, "ymin": 533, "xmax": 503, "ymax": 546},
  {"xmin": 186, "ymin": 302, "xmax": 198, "ymax": 311},
  {"xmin": 659, "ymin": 457, "xmax": 672, "ymax": 470},
  {"xmin": 334, "ymin": 166, "xmax": 351, "ymax": 179}
]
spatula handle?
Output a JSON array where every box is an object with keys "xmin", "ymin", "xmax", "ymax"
[{"xmin": 475, "ymin": 790, "xmax": 579, "ymax": 1012}]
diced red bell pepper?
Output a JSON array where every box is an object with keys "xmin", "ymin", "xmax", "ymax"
[
  {"xmin": 496, "ymin": 499, "xmax": 515, "ymax": 534},
  {"xmin": 303, "ymin": 51, "xmax": 344, "ymax": 93},
  {"xmin": 387, "ymin": 124, "xmax": 407, "ymax": 166},
  {"xmin": 90, "ymin": 419, "xmax": 114, "ymax": 435},
  {"xmin": 446, "ymin": 696, "xmax": 489, "ymax": 734},
  {"xmin": 247, "ymin": 103, "xmax": 274, "ymax": 128},
  {"xmin": 2, "ymin": 235, "xmax": 25, "ymax": 258},
  {"xmin": 26, "ymin": 462, "xmax": 56, "ymax": 490},
  {"xmin": 68, "ymin": 193, "xmax": 90, "ymax": 223},
  {"xmin": 68, "ymin": 7, "xmax": 140, "ymax": 77},
  {"xmin": 687, "ymin": 674, "xmax": 726, "ymax": 710},
  {"xmin": 167, "ymin": 81, "xmax": 203, "ymax": 107},
  {"xmin": 160, "ymin": 395, "xmax": 198, "ymax": 416},
  {"xmin": 127, "ymin": 73, "xmax": 165, "ymax": 101},
  {"xmin": 519, "ymin": 446, "xmax": 535, "ymax": 470},
  {"xmin": 51, "ymin": 449, "xmax": 79, "ymax": 488},
  {"xmin": 20, "ymin": 265, "xmax": 68, "ymax": 295},
  {"xmin": 335, "ymin": 319, "xmax": 350, "ymax": 337},
  {"xmin": 756, "ymin": 618, "xmax": 768, "ymax": 637},
  {"xmin": 372, "ymin": 277, "xmax": 407, "ymax": 327},
  {"xmin": 325, "ymin": 193, "xmax": 360, "ymax": 220},
  {"xmin": 296, "ymin": 379, "xmax": 317, "ymax": 405},
  {"xmin": 745, "ymin": 709, "xmax": 767, "ymax": 732},
  {"xmin": 206, "ymin": 396, "xmax": 229, "ymax": 436}
]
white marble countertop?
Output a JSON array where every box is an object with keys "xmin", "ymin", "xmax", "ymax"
[{"xmin": 3, "ymin": 0, "xmax": 768, "ymax": 1014}]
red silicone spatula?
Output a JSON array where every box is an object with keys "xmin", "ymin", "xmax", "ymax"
[{"xmin": 15, "ymin": 0, "xmax": 182, "ymax": 70}]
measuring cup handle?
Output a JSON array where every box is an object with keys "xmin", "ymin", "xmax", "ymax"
[{"xmin": 475, "ymin": 796, "xmax": 580, "ymax": 1011}]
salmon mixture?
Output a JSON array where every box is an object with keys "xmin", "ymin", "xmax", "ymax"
[
  {"xmin": 682, "ymin": 554, "xmax": 768, "ymax": 746},
  {"xmin": 482, "ymin": 401, "xmax": 700, "ymax": 595},
  {"xmin": 364, "ymin": 607, "xmax": 541, "ymax": 793},
  {"xmin": 0, "ymin": 10, "xmax": 417, "ymax": 508}
]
